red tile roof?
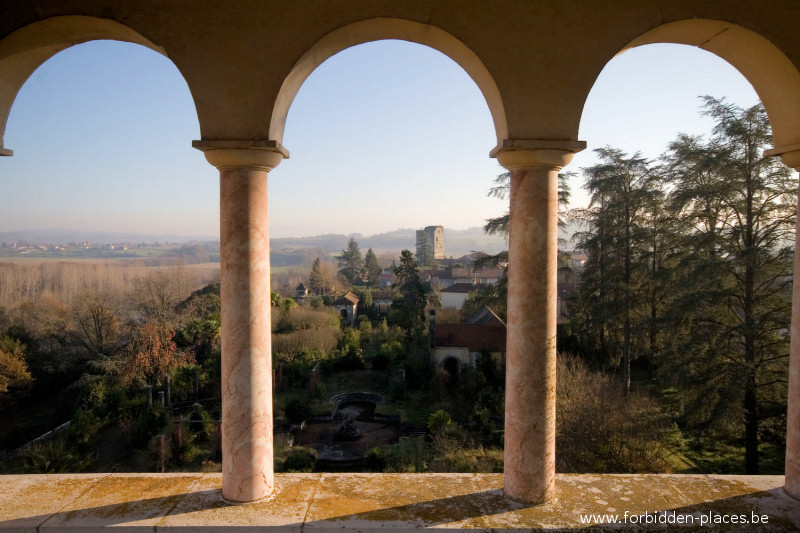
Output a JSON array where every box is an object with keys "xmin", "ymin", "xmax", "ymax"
[
  {"xmin": 333, "ymin": 292, "xmax": 360, "ymax": 306},
  {"xmin": 434, "ymin": 323, "xmax": 506, "ymax": 352}
]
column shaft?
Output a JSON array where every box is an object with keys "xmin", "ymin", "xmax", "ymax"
[
  {"xmin": 786, "ymin": 176, "xmax": 800, "ymax": 499},
  {"xmin": 219, "ymin": 167, "xmax": 273, "ymax": 502},
  {"xmin": 504, "ymin": 166, "xmax": 559, "ymax": 502}
]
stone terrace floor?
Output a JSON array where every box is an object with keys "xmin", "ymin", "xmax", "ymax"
[{"xmin": 1, "ymin": 473, "xmax": 799, "ymax": 531}]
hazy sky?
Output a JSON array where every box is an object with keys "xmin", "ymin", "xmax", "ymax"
[{"xmin": 0, "ymin": 39, "xmax": 761, "ymax": 239}]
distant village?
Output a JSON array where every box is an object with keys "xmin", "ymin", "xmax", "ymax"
[
  {"xmin": 1, "ymin": 241, "xmax": 131, "ymax": 255},
  {"xmin": 291, "ymin": 225, "xmax": 587, "ymax": 371},
  {"xmin": 0, "ymin": 240, "xmax": 219, "ymax": 262}
]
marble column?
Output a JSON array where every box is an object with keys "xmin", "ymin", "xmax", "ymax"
[
  {"xmin": 493, "ymin": 140, "xmax": 584, "ymax": 503},
  {"xmin": 775, "ymin": 147, "xmax": 800, "ymax": 500},
  {"xmin": 194, "ymin": 140, "xmax": 287, "ymax": 503}
]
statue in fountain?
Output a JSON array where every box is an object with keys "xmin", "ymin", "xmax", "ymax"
[{"xmin": 335, "ymin": 414, "xmax": 361, "ymax": 441}]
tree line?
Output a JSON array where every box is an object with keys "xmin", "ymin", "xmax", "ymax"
[{"xmin": 568, "ymin": 97, "xmax": 795, "ymax": 474}]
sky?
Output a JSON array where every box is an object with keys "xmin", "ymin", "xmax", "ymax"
[{"xmin": 0, "ymin": 39, "xmax": 762, "ymax": 240}]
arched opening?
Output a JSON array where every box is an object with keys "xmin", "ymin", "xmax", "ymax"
[
  {"xmin": 569, "ymin": 19, "xmax": 800, "ymax": 490},
  {"xmin": 269, "ymin": 37, "xmax": 503, "ymax": 482},
  {"xmin": 0, "ymin": 16, "xmax": 190, "ymax": 154},
  {"xmin": 269, "ymin": 18, "xmax": 507, "ymax": 149},
  {"xmin": 442, "ymin": 356, "xmax": 460, "ymax": 383},
  {"xmin": 580, "ymin": 20, "xmax": 800, "ymax": 156},
  {"xmin": 0, "ymin": 19, "xmax": 208, "ymax": 236},
  {"xmin": 0, "ymin": 20, "xmax": 213, "ymax": 474},
  {"xmin": 271, "ymin": 39, "xmax": 503, "ymax": 239}
]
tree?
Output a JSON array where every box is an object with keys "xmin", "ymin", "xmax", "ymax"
[
  {"xmin": 0, "ymin": 336, "xmax": 33, "ymax": 406},
  {"xmin": 337, "ymin": 238, "xmax": 364, "ymax": 285},
  {"xmin": 415, "ymin": 234, "xmax": 435, "ymax": 268},
  {"xmin": 575, "ymin": 148, "xmax": 655, "ymax": 393},
  {"xmin": 660, "ymin": 98, "xmax": 796, "ymax": 473},
  {"xmin": 390, "ymin": 250, "xmax": 427, "ymax": 345},
  {"xmin": 121, "ymin": 322, "xmax": 194, "ymax": 386},
  {"xmin": 462, "ymin": 281, "xmax": 507, "ymax": 321},
  {"xmin": 568, "ymin": 97, "xmax": 796, "ymax": 473},
  {"xmin": 131, "ymin": 262, "xmax": 194, "ymax": 327},
  {"xmin": 309, "ymin": 258, "xmax": 336, "ymax": 295},
  {"xmin": 72, "ymin": 292, "xmax": 119, "ymax": 355},
  {"xmin": 363, "ymin": 249, "xmax": 382, "ymax": 285}
]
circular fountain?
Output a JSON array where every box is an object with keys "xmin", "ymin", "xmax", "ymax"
[
  {"xmin": 335, "ymin": 414, "xmax": 362, "ymax": 441},
  {"xmin": 290, "ymin": 392, "xmax": 399, "ymax": 470}
]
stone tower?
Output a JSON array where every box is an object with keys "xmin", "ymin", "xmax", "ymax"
[{"xmin": 416, "ymin": 225, "xmax": 445, "ymax": 260}]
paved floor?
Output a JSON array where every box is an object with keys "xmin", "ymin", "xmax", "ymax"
[{"xmin": 0, "ymin": 473, "xmax": 798, "ymax": 531}]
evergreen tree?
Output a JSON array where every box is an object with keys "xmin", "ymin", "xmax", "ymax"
[
  {"xmin": 569, "ymin": 97, "xmax": 795, "ymax": 473},
  {"xmin": 389, "ymin": 250, "xmax": 427, "ymax": 344},
  {"xmin": 364, "ymin": 248, "xmax": 382, "ymax": 285},
  {"xmin": 573, "ymin": 148, "xmax": 654, "ymax": 393},
  {"xmin": 309, "ymin": 258, "xmax": 335, "ymax": 295},
  {"xmin": 661, "ymin": 98, "xmax": 795, "ymax": 473},
  {"xmin": 337, "ymin": 237, "xmax": 364, "ymax": 285},
  {"xmin": 415, "ymin": 233, "xmax": 435, "ymax": 268}
]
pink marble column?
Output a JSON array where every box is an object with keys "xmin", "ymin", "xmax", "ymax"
[
  {"xmin": 194, "ymin": 141, "xmax": 287, "ymax": 503},
  {"xmin": 778, "ymin": 149, "xmax": 800, "ymax": 500},
  {"xmin": 494, "ymin": 141, "xmax": 583, "ymax": 503}
]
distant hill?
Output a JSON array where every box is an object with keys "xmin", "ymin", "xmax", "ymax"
[
  {"xmin": 0, "ymin": 225, "xmax": 583, "ymax": 261},
  {"xmin": 0, "ymin": 229, "xmax": 216, "ymax": 245},
  {"xmin": 271, "ymin": 227, "xmax": 507, "ymax": 258}
]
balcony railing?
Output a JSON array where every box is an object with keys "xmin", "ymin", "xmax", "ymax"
[{"xmin": 1, "ymin": 472, "xmax": 797, "ymax": 531}]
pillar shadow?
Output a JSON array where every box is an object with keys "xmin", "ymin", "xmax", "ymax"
[
  {"xmin": 0, "ymin": 487, "xmax": 529, "ymax": 530},
  {"xmin": 580, "ymin": 487, "xmax": 800, "ymax": 531}
]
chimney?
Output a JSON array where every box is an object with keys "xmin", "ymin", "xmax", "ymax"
[{"xmin": 429, "ymin": 309, "xmax": 436, "ymax": 349}]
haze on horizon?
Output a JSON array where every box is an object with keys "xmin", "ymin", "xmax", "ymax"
[{"xmin": 0, "ymin": 39, "xmax": 761, "ymax": 240}]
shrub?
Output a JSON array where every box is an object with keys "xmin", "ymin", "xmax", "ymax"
[
  {"xmin": 427, "ymin": 410, "xmax": 454, "ymax": 436},
  {"xmin": 365, "ymin": 447, "xmax": 387, "ymax": 472},
  {"xmin": 556, "ymin": 353, "xmax": 672, "ymax": 473},
  {"xmin": 283, "ymin": 448, "xmax": 316, "ymax": 472},
  {"xmin": 67, "ymin": 408, "xmax": 100, "ymax": 451},
  {"xmin": 273, "ymin": 328, "xmax": 341, "ymax": 363},
  {"xmin": 429, "ymin": 446, "xmax": 503, "ymax": 473},
  {"xmin": 188, "ymin": 403, "xmax": 214, "ymax": 443},
  {"xmin": 20, "ymin": 440, "xmax": 84, "ymax": 473},
  {"xmin": 332, "ymin": 348, "xmax": 365, "ymax": 373},
  {"xmin": 285, "ymin": 398, "xmax": 311, "ymax": 424},
  {"xmin": 130, "ymin": 406, "xmax": 169, "ymax": 449}
]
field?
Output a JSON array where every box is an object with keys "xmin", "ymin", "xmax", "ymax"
[{"xmin": 0, "ymin": 259, "xmax": 220, "ymax": 309}]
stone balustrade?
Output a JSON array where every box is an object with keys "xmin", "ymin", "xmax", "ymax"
[{"xmin": 1, "ymin": 473, "xmax": 798, "ymax": 531}]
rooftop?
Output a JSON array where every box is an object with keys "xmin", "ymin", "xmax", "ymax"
[
  {"xmin": 441, "ymin": 283, "xmax": 479, "ymax": 294},
  {"xmin": 464, "ymin": 305, "xmax": 505, "ymax": 326},
  {"xmin": 1, "ymin": 473, "xmax": 797, "ymax": 531},
  {"xmin": 333, "ymin": 292, "xmax": 360, "ymax": 306},
  {"xmin": 435, "ymin": 323, "xmax": 506, "ymax": 352}
]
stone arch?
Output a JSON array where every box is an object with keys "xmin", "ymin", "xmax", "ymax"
[
  {"xmin": 583, "ymin": 19, "xmax": 800, "ymax": 155},
  {"xmin": 441, "ymin": 356, "xmax": 461, "ymax": 380},
  {"xmin": 0, "ymin": 15, "xmax": 197, "ymax": 155},
  {"xmin": 269, "ymin": 17, "xmax": 508, "ymax": 147}
]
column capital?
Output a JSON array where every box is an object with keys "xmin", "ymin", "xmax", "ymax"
[
  {"xmin": 192, "ymin": 139, "xmax": 289, "ymax": 171},
  {"xmin": 490, "ymin": 139, "xmax": 586, "ymax": 171},
  {"xmin": 765, "ymin": 143, "xmax": 800, "ymax": 171}
]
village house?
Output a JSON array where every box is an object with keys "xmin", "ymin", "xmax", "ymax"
[
  {"xmin": 294, "ymin": 282, "xmax": 309, "ymax": 300},
  {"xmin": 333, "ymin": 292, "xmax": 359, "ymax": 325},
  {"xmin": 439, "ymin": 282, "xmax": 479, "ymax": 310},
  {"xmin": 450, "ymin": 265, "xmax": 504, "ymax": 285},
  {"xmin": 429, "ymin": 306, "xmax": 506, "ymax": 372}
]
